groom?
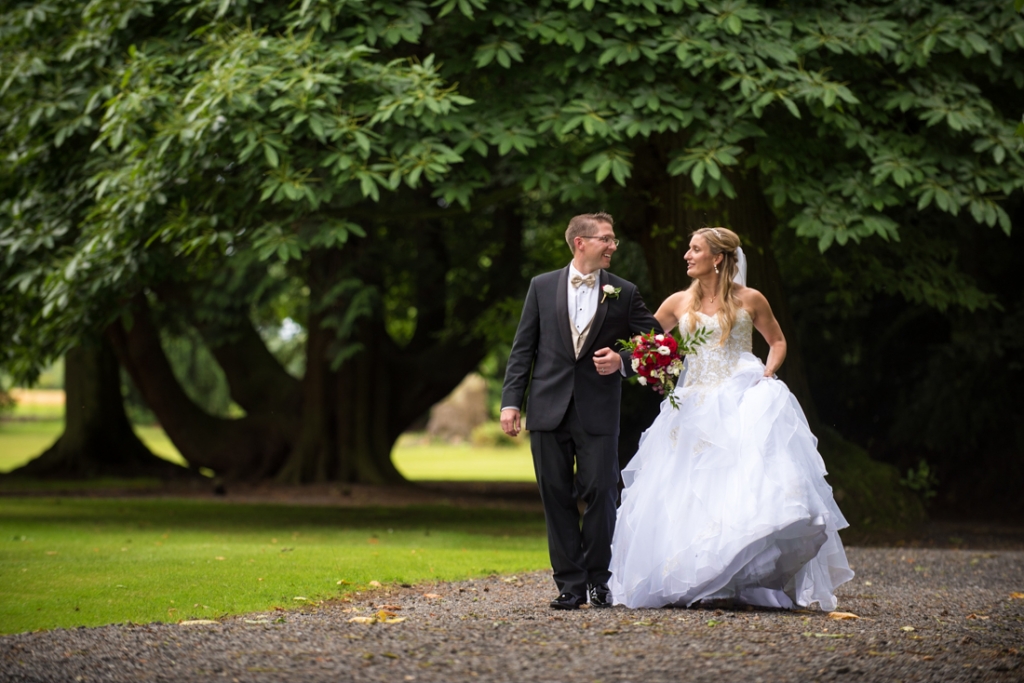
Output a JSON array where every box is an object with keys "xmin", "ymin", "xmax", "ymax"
[{"xmin": 500, "ymin": 212, "xmax": 661, "ymax": 610}]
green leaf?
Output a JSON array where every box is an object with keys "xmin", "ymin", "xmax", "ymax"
[
  {"xmin": 781, "ymin": 97, "xmax": 801, "ymax": 119},
  {"xmin": 264, "ymin": 144, "xmax": 280, "ymax": 168},
  {"xmin": 691, "ymin": 161, "xmax": 705, "ymax": 188}
]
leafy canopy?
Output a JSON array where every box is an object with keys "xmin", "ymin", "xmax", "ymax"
[{"xmin": 3, "ymin": 0, "xmax": 1023, "ymax": 380}]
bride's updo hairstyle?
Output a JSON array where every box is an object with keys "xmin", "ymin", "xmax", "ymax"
[{"xmin": 685, "ymin": 227, "xmax": 743, "ymax": 346}]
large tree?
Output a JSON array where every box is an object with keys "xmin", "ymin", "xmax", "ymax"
[
  {"xmin": 3, "ymin": 0, "xmax": 1022, "ymax": 504},
  {"xmin": 1, "ymin": 0, "xmax": 536, "ymax": 482}
]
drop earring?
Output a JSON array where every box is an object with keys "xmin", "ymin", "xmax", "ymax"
[{"xmin": 714, "ymin": 262, "xmax": 719, "ymax": 274}]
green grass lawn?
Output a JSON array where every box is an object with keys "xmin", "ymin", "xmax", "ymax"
[
  {"xmin": 0, "ymin": 419, "xmax": 536, "ymax": 481},
  {"xmin": 0, "ymin": 498, "xmax": 549, "ymax": 635}
]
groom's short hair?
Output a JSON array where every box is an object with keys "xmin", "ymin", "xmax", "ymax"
[{"xmin": 566, "ymin": 212, "xmax": 615, "ymax": 252}]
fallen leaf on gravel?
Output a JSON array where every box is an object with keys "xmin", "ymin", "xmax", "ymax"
[
  {"xmin": 422, "ymin": 593, "xmax": 441, "ymax": 599},
  {"xmin": 368, "ymin": 580, "xmax": 382, "ymax": 588},
  {"xmin": 502, "ymin": 576, "xmax": 520, "ymax": 583},
  {"xmin": 802, "ymin": 632, "xmax": 849, "ymax": 639},
  {"xmin": 828, "ymin": 612, "xmax": 860, "ymax": 620},
  {"xmin": 1010, "ymin": 593, "xmax": 1024, "ymax": 600},
  {"xmin": 179, "ymin": 620, "xmax": 220, "ymax": 626},
  {"xmin": 965, "ymin": 614, "xmax": 990, "ymax": 620},
  {"xmin": 602, "ymin": 629, "xmax": 619, "ymax": 635},
  {"xmin": 244, "ymin": 619, "xmax": 269, "ymax": 625},
  {"xmin": 633, "ymin": 620, "xmax": 654, "ymax": 626},
  {"xmin": 347, "ymin": 610, "xmax": 407, "ymax": 625},
  {"xmin": 348, "ymin": 617, "xmax": 376, "ymax": 624},
  {"xmin": 379, "ymin": 604, "xmax": 402, "ymax": 610},
  {"xmin": 901, "ymin": 626, "xmax": 915, "ymax": 632},
  {"xmin": 706, "ymin": 619, "xmax": 723, "ymax": 627}
]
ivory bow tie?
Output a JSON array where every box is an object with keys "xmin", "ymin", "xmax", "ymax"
[{"xmin": 571, "ymin": 274, "xmax": 596, "ymax": 289}]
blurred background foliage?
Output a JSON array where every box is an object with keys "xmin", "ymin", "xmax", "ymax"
[{"xmin": 778, "ymin": 196, "xmax": 1024, "ymax": 516}]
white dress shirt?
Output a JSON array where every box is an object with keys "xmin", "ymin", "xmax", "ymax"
[
  {"xmin": 567, "ymin": 264, "xmax": 625, "ymax": 377},
  {"xmin": 568, "ymin": 263, "xmax": 599, "ymax": 334}
]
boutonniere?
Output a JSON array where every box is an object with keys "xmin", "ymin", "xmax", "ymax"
[{"xmin": 601, "ymin": 284, "xmax": 621, "ymax": 303}]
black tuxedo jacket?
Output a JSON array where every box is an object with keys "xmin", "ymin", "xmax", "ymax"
[{"xmin": 501, "ymin": 265, "xmax": 661, "ymax": 436}]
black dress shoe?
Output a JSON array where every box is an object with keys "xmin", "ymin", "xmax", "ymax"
[
  {"xmin": 550, "ymin": 592, "xmax": 586, "ymax": 610},
  {"xmin": 588, "ymin": 583, "xmax": 612, "ymax": 608}
]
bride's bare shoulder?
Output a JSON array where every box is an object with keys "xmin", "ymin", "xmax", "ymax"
[
  {"xmin": 733, "ymin": 285, "xmax": 773, "ymax": 321},
  {"xmin": 734, "ymin": 284, "xmax": 767, "ymax": 306},
  {"xmin": 661, "ymin": 289, "xmax": 691, "ymax": 311},
  {"xmin": 656, "ymin": 289, "xmax": 683, "ymax": 306}
]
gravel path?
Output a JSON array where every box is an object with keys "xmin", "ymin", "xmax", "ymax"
[{"xmin": 2, "ymin": 546, "xmax": 1022, "ymax": 682}]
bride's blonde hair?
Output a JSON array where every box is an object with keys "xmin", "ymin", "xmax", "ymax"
[{"xmin": 685, "ymin": 227, "xmax": 743, "ymax": 345}]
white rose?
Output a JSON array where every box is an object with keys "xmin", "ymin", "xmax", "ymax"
[
  {"xmin": 631, "ymin": 358, "xmax": 640, "ymax": 372},
  {"xmin": 602, "ymin": 284, "xmax": 615, "ymax": 294},
  {"xmin": 654, "ymin": 334, "xmax": 665, "ymax": 342},
  {"xmin": 637, "ymin": 376, "xmax": 647, "ymax": 386},
  {"xmin": 657, "ymin": 345, "xmax": 671, "ymax": 355}
]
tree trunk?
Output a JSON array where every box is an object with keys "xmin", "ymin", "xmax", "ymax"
[
  {"xmin": 9, "ymin": 337, "xmax": 187, "ymax": 479},
  {"xmin": 205, "ymin": 318, "xmax": 302, "ymax": 416},
  {"xmin": 276, "ymin": 206, "xmax": 526, "ymax": 484},
  {"xmin": 108, "ymin": 296, "xmax": 297, "ymax": 480}
]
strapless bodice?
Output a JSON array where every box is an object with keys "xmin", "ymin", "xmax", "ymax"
[{"xmin": 680, "ymin": 308, "xmax": 754, "ymax": 388}]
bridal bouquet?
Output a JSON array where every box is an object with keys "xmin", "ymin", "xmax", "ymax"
[{"xmin": 619, "ymin": 327, "xmax": 711, "ymax": 408}]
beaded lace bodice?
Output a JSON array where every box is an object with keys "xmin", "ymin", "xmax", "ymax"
[{"xmin": 680, "ymin": 308, "xmax": 754, "ymax": 388}]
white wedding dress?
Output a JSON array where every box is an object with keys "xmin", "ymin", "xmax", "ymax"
[{"xmin": 609, "ymin": 309, "xmax": 854, "ymax": 610}]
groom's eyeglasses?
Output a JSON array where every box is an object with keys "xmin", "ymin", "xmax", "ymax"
[{"xmin": 580, "ymin": 235, "xmax": 621, "ymax": 246}]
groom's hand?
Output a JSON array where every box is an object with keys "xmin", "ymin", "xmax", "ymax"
[
  {"xmin": 500, "ymin": 408, "xmax": 522, "ymax": 437},
  {"xmin": 593, "ymin": 347, "xmax": 623, "ymax": 376}
]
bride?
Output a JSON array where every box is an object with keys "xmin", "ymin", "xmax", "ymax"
[{"xmin": 609, "ymin": 227, "xmax": 854, "ymax": 610}]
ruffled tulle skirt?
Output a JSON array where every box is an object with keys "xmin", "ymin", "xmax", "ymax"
[{"xmin": 609, "ymin": 352, "xmax": 854, "ymax": 610}]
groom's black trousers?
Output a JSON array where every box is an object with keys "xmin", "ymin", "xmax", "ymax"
[{"xmin": 530, "ymin": 399, "xmax": 620, "ymax": 598}]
